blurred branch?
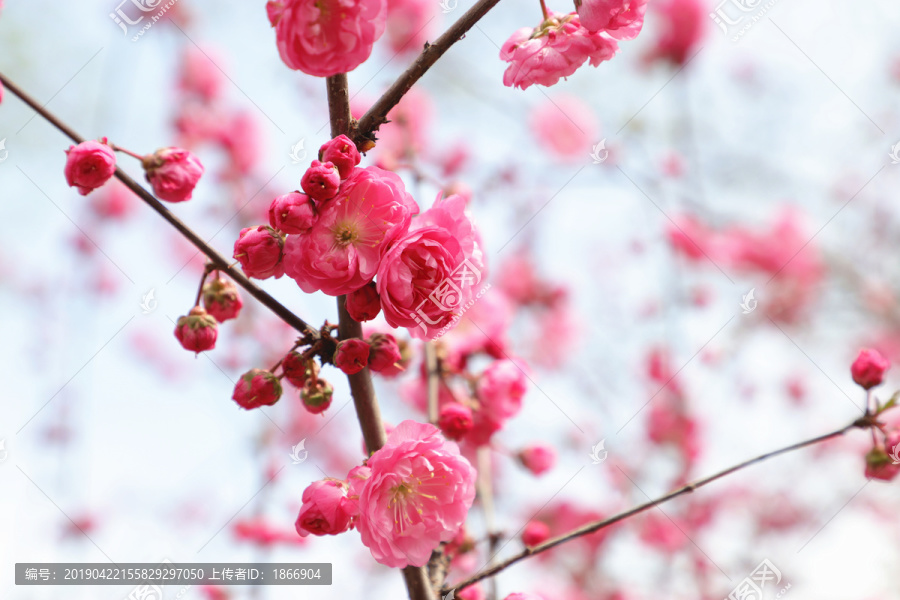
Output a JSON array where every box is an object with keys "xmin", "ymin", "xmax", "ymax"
[
  {"xmin": 426, "ymin": 342, "xmax": 440, "ymax": 424},
  {"xmin": 352, "ymin": 0, "xmax": 504, "ymax": 147},
  {"xmin": 445, "ymin": 417, "xmax": 874, "ymax": 595},
  {"xmin": 327, "ymin": 74, "xmax": 436, "ymax": 600},
  {"xmin": 0, "ymin": 72, "xmax": 320, "ymax": 338}
]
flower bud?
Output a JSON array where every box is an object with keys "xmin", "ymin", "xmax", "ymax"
[
  {"xmin": 268, "ymin": 191, "xmax": 316, "ymax": 234},
  {"xmin": 64, "ymin": 138, "xmax": 116, "ymax": 196},
  {"xmin": 282, "ymin": 350, "xmax": 318, "ymax": 388},
  {"xmin": 232, "ymin": 368, "xmax": 283, "ymax": 410},
  {"xmin": 302, "ymin": 379, "xmax": 334, "ymax": 414},
  {"xmin": 174, "ymin": 306, "xmax": 218, "ymax": 354},
  {"xmin": 517, "ymin": 443, "xmax": 556, "ymax": 476},
  {"xmin": 142, "ymin": 147, "xmax": 204, "ymax": 203},
  {"xmin": 438, "ymin": 403, "xmax": 474, "ymax": 441},
  {"xmin": 202, "ymin": 277, "xmax": 243, "ymax": 322},
  {"xmin": 367, "ymin": 332, "xmax": 402, "ymax": 373},
  {"xmin": 318, "ymin": 135, "xmax": 361, "ymax": 179},
  {"xmin": 334, "ymin": 338, "xmax": 370, "ymax": 375},
  {"xmin": 346, "ymin": 281, "xmax": 381, "ymax": 322},
  {"xmin": 521, "ymin": 520, "xmax": 550, "ymax": 547},
  {"xmin": 233, "ymin": 225, "xmax": 284, "ymax": 279},
  {"xmin": 300, "ymin": 160, "xmax": 341, "ymax": 203},
  {"xmin": 851, "ymin": 348, "xmax": 889, "ymax": 390}
]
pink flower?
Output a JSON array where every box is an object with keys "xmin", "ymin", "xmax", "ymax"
[
  {"xmin": 320, "ymin": 134, "xmax": 362, "ymax": 179},
  {"xmin": 851, "ymin": 348, "xmax": 889, "ymax": 390},
  {"xmin": 354, "ymin": 420, "xmax": 476, "ymax": 568},
  {"xmin": 367, "ymin": 332, "xmax": 402, "ymax": 373},
  {"xmin": 500, "ymin": 13, "xmax": 619, "ymax": 90},
  {"xmin": 295, "ymin": 479, "xmax": 355, "ymax": 536},
  {"xmin": 272, "ymin": 0, "xmax": 388, "ymax": 77},
  {"xmin": 142, "ymin": 147, "xmax": 204, "ymax": 203},
  {"xmin": 232, "ymin": 369, "xmax": 283, "ymax": 409},
  {"xmin": 234, "ymin": 225, "xmax": 285, "ymax": 280},
  {"xmin": 64, "ymin": 139, "xmax": 117, "ymax": 196},
  {"xmin": 530, "ymin": 94, "xmax": 598, "ymax": 160},
  {"xmin": 521, "ymin": 520, "xmax": 550, "ymax": 547},
  {"xmin": 346, "ymin": 282, "xmax": 381, "ymax": 322},
  {"xmin": 301, "ymin": 160, "xmax": 341, "ymax": 203},
  {"xmin": 284, "ymin": 166, "xmax": 418, "ymax": 296},
  {"xmin": 644, "ymin": 0, "xmax": 705, "ymax": 66},
  {"xmin": 89, "ymin": 179, "xmax": 135, "ymax": 220},
  {"xmin": 576, "ymin": 0, "xmax": 646, "ymax": 38},
  {"xmin": 518, "ymin": 443, "xmax": 556, "ymax": 476},
  {"xmin": 282, "ymin": 351, "xmax": 317, "ymax": 388},
  {"xmin": 174, "ymin": 306, "xmax": 218, "ymax": 354},
  {"xmin": 178, "ymin": 45, "xmax": 225, "ymax": 102},
  {"xmin": 334, "ymin": 338, "xmax": 370, "ymax": 375},
  {"xmin": 268, "ymin": 192, "xmax": 316, "ymax": 234},
  {"xmin": 202, "ymin": 277, "xmax": 243, "ymax": 322},
  {"xmin": 376, "ymin": 194, "xmax": 484, "ymax": 339},
  {"xmin": 438, "ymin": 403, "xmax": 474, "ymax": 441},
  {"xmin": 477, "ymin": 359, "xmax": 528, "ymax": 425},
  {"xmin": 385, "ymin": 0, "xmax": 436, "ymax": 55}
]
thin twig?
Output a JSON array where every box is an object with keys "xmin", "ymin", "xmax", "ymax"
[
  {"xmin": 0, "ymin": 72, "xmax": 319, "ymax": 338},
  {"xmin": 445, "ymin": 419, "xmax": 867, "ymax": 594},
  {"xmin": 426, "ymin": 342, "xmax": 440, "ymax": 424},
  {"xmin": 352, "ymin": 0, "xmax": 505, "ymax": 147}
]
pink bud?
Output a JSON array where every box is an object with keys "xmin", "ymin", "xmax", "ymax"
[
  {"xmin": 319, "ymin": 135, "xmax": 361, "ymax": 179},
  {"xmin": 300, "ymin": 160, "xmax": 341, "ymax": 203},
  {"xmin": 851, "ymin": 348, "xmax": 889, "ymax": 390},
  {"xmin": 64, "ymin": 138, "xmax": 117, "ymax": 196},
  {"xmin": 295, "ymin": 479, "xmax": 354, "ymax": 537},
  {"xmin": 438, "ymin": 403, "xmax": 474, "ymax": 441},
  {"xmin": 282, "ymin": 351, "xmax": 318, "ymax": 388},
  {"xmin": 142, "ymin": 147, "xmax": 204, "ymax": 203},
  {"xmin": 334, "ymin": 339, "xmax": 370, "ymax": 375},
  {"xmin": 233, "ymin": 225, "xmax": 284, "ymax": 279},
  {"xmin": 517, "ymin": 443, "xmax": 556, "ymax": 476},
  {"xmin": 346, "ymin": 282, "xmax": 381, "ymax": 322},
  {"xmin": 202, "ymin": 277, "xmax": 243, "ymax": 322},
  {"xmin": 521, "ymin": 520, "xmax": 550, "ymax": 547},
  {"xmin": 367, "ymin": 333, "xmax": 402, "ymax": 373},
  {"xmin": 302, "ymin": 379, "xmax": 333, "ymax": 414},
  {"xmin": 232, "ymin": 368, "xmax": 283, "ymax": 410},
  {"xmin": 174, "ymin": 306, "xmax": 218, "ymax": 354},
  {"xmin": 268, "ymin": 191, "xmax": 316, "ymax": 234}
]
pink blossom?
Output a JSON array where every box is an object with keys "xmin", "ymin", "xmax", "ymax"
[
  {"xmin": 522, "ymin": 520, "xmax": 550, "ymax": 547},
  {"xmin": 370, "ymin": 88, "xmax": 432, "ymax": 170},
  {"xmin": 346, "ymin": 282, "xmax": 381, "ymax": 322},
  {"xmin": 530, "ymin": 94, "xmax": 598, "ymax": 160},
  {"xmin": 295, "ymin": 479, "xmax": 355, "ymax": 536},
  {"xmin": 232, "ymin": 369, "xmax": 283, "ymax": 409},
  {"xmin": 319, "ymin": 134, "xmax": 361, "ymax": 179},
  {"xmin": 174, "ymin": 307, "xmax": 218, "ymax": 354},
  {"xmin": 202, "ymin": 277, "xmax": 243, "ymax": 322},
  {"xmin": 644, "ymin": 0, "xmax": 705, "ymax": 66},
  {"xmin": 851, "ymin": 348, "xmax": 889, "ymax": 390},
  {"xmin": 301, "ymin": 160, "xmax": 341, "ymax": 203},
  {"xmin": 64, "ymin": 139, "xmax": 117, "ymax": 196},
  {"xmin": 518, "ymin": 443, "xmax": 556, "ymax": 476},
  {"xmin": 576, "ymin": 0, "xmax": 646, "ymax": 38},
  {"xmin": 142, "ymin": 147, "xmax": 204, "ymax": 203},
  {"xmin": 354, "ymin": 420, "xmax": 476, "ymax": 568},
  {"xmin": 268, "ymin": 192, "xmax": 316, "ymax": 235},
  {"xmin": 219, "ymin": 111, "xmax": 262, "ymax": 176},
  {"xmin": 376, "ymin": 194, "xmax": 484, "ymax": 339},
  {"xmin": 385, "ymin": 0, "xmax": 436, "ymax": 55},
  {"xmin": 477, "ymin": 359, "xmax": 528, "ymax": 425},
  {"xmin": 500, "ymin": 13, "xmax": 619, "ymax": 90},
  {"xmin": 334, "ymin": 338, "xmax": 370, "ymax": 375},
  {"xmin": 234, "ymin": 225, "xmax": 285, "ymax": 280},
  {"xmin": 89, "ymin": 179, "xmax": 135, "ymax": 220},
  {"xmin": 272, "ymin": 0, "xmax": 388, "ymax": 77},
  {"xmin": 178, "ymin": 45, "xmax": 225, "ymax": 102},
  {"xmin": 367, "ymin": 332, "xmax": 402, "ymax": 373},
  {"xmin": 284, "ymin": 166, "xmax": 418, "ymax": 296},
  {"xmin": 438, "ymin": 403, "xmax": 474, "ymax": 441}
]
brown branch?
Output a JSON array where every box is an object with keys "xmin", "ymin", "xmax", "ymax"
[
  {"xmin": 326, "ymin": 74, "xmax": 435, "ymax": 600},
  {"xmin": 0, "ymin": 72, "xmax": 319, "ymax": 338},
  {"xmin": 445, "ymin": 419, "xmax": 868, "ymax": 595},
  {"xmin": 425, "ymin": 342, "xmax": 440, "ymax": 424},
  {"xmin": 352, "ymin": 0, "xmax": 504, "ymax": 147}
]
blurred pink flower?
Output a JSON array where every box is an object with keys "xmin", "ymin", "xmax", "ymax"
[
  {"xmin": 531, "ymin": 94, "xmax": 598, "ymax": 160},
  {"xmin": 385, "ymin": 0, "xmax": 436, "ymax": 55},
  {"xmin": 644, "ymin": 0, "xmax": 705, "ymax": 66}
]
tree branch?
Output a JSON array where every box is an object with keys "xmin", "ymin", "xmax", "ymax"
[
  {"xmin": 445, "ymin": 419, "xmax": 869, "ymax": 594},
  {"xmin": 352, "ymin": 0, "xmax": 504, "ymax": 147},
  {"xmin": 326, "ymin": 74, "xmax": 435, "ymax": 600},
  {"xmin": 0, "ymin": 72, "xmax": 319, "ymax": 338}
]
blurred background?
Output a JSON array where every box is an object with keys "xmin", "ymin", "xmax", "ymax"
[{"xmin": 2, "ymin": 0, "xmax": 900, "ymax": 598}]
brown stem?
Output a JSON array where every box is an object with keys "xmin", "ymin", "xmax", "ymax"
[
  {"xmin": 0, "ymin": 72, "xmax": 319, "ymax": 339},
  {"xmin": 352, "ymin": 0, "xmax": 505, "ymax": 147},
  {"xmin": 326, "ymin": 74, "xmax": 435, "ymax": 600},
  {"xmin": 425, "ymin": 342, "xmax": 440, "ymax": 424},
  {"xmin": 445, "ymin": 420, "xmax": 865, "ymax": 594},
  {"xmin": 192, "ymin": 263, "xmax": 215, "ymax": 307}
]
